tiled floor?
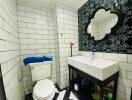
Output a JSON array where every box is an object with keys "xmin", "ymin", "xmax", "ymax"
[
  {"xmin": 25, "ymin": 92, "xmax": 60, "ymax": 100},
  {"xmin": 24, "ymin": 90, "xmax": 71, "ymax": 100},
  {"xmin": 25, "ymin": 84, "xmax": 95, "ymax": 100},
  {"xmin": 25, "ymin": 89, "xmax": 95, "ymax": 100},
  {"xmin": 25, "ymin": 89, "xmax": 75, "ymax": 100},
  {"xmin": 25, "ymin": 93, "xmax": 33, "ymax": 100}
]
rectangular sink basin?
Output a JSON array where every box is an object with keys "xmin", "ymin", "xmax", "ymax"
[{"xmin": 68, "ymin": 56, "xmax": 119, "ymax": 81}]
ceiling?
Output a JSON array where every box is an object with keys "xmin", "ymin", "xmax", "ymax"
[
  {"xmin": 55, "ymin": 0, "xmax": 88, "ymax": 9},
  {"xmin": 26, "ymin": 0, "xmax": 88, "ymax": 9}
]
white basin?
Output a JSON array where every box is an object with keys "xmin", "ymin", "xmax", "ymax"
[{"xmin": 68, "ymin": 56, "xmax": 119, "ymax": 81}]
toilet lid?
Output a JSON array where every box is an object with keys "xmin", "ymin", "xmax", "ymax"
[
  {"xmin": 33, "ymin": 88, "xmax": 55, "ymax": 100},
  {"xmin": 33, "ymin": 79, "xmax": 55, "ymax": 99}
]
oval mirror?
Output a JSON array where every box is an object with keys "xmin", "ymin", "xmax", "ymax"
[{"xmin": 87, "ymin": 9, "xmax": 118, "ymax": 40}]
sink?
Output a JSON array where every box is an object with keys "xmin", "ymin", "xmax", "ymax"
[{"xmin": 68, "ymin": 56, "xmax": 119, "ymax": 81}]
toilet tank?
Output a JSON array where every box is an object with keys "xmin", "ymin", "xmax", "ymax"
[{"xmin": 29, "ymin": 61, "xmax": 52, "ymax": 81}]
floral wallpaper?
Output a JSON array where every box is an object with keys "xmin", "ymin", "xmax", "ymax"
[{"xmin": 78, "ymin": 0, "xmax": 132, "ymax": 54}]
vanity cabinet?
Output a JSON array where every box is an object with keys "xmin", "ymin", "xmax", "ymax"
[{"xmin": 68, "ymin": 64, "xmax": 119, "ymax": 100}]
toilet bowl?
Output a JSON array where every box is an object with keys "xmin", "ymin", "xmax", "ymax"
[{"xmin": 33, "ymin": 79, "xmax": 55, "ymax": 100}]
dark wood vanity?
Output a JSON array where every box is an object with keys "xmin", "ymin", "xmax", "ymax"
[{"xmin": 68, "ymin": 64, "xmax": 119, "ymax": 100}]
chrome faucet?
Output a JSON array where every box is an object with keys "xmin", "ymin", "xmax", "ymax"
[{"xmin": 92, "ymin": 52, "xmax": 95, "ymax": 61}]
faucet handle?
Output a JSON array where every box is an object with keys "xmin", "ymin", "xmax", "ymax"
[{"xmin": 70, "ymin": 42, "xmax": 74, "ymax": 47}]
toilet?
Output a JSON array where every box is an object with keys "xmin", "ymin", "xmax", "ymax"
[{"xmin": 29, "ymin": 61, "xmax": 55, "ymax": 100}]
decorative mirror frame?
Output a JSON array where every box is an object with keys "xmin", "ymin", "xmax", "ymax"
[{"xmin": 78, "ymin": 0, "xmax": 132, "ymax": 54}]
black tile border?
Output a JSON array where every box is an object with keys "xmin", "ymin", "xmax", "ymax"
[{"xmin": 78, "ymin": 0, "xmax": 132, "ymax": 54}]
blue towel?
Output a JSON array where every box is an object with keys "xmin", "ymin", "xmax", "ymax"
[
  {"xmin": 23, "ymin": 57, "xmax": 44, "ymax": 65},
  {"xmin": 23, "ymin": 56, "xmax": 52, "ymax": 65},
  {"xmin": 44, "ymin": 56, "xmax": 52, "ymax": 61}
]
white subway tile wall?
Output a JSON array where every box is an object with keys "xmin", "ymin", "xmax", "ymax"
[
  {"xmin": 17, "ymin": 0, "xmax": 56, "ymax": 94},
  {"xmin": 79, "ymin": 51, "xmax": 132, "ymax": 100},
  {"xmin": 0, "ymin": 0, "xmax": 24, "ymax": 100},
  {"xmin": 56, "ymin": 3, "xmax": 79, "ymax": 89}
]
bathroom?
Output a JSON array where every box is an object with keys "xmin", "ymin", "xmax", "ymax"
[{"xmin": 0, "ymin": 0, "xmax": 132, "ymax": 100}]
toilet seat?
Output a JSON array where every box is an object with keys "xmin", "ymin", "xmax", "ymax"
[{"xmin": 33, "ymin": 79, "xmax": 55, "ymax": 100}]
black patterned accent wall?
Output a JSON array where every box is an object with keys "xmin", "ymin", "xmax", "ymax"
[{"xmin": 78, "ymin": 0, "xmax": 132, "ymax": 54}]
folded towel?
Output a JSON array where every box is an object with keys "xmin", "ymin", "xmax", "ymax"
[
  {"xmin": 23, "ymin": 57, "xmax": 44, "ymax": 65},
  {"xmin": 23, "ymin": 56, "xmax": 52, "ymax": 65},
  {"xmin": 44, "ymin": 56, "xmax": 52, "ymax": 61}
]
